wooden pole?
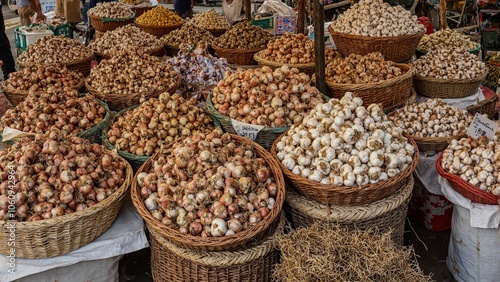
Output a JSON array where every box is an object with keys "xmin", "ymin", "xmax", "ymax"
[
  {"xmin": 246, "ymin": 0, "xmax": 252, "ymax": 21},
  {"xmin": 313, "ymin": 0, "xmax": 326, "ymax": 94},
  {"xmin": 297, "ymin": 0, "xmax": 306, "ymax": 34},
  {"xmin": 440, "ymin": 0, "xmax": 448, "ymax": 29}
]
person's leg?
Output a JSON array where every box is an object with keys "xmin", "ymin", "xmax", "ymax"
[
  {"xmin": 0, "ymin": 8, "xmax": 16, "ymax": 81},
  {"xmin": 18, "ymin": 6, "xmax": 34, "ymax": 26}
]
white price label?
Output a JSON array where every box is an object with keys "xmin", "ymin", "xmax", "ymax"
[
  {"xmin": 231, "ymin": 119, "xmax": 265, "ymax": 141},
  {"xmin": 466, "ymin": 113, "xmax": 499, "ymax": 140}
]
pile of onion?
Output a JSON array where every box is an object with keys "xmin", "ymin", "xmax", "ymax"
[
  {"xmin": 0, "ymin": 133, "xmax": 128, "ymax": 221},
  {"xmin": 137, "ymin": 128, "xmax": 278, "ymax": 237},
  {"xmin": 211, "ymin": 65, "xmax": 324, "ymax": 127},
  {"xmin": 106, "ymin": 93, "xmax": 215, "ymax": 156},
  {"xmin": 3, "ymin": 65, "xmax": 83, "ymax": 92},
  {"xmin": 0, "ymin": 88, "xmax": 107, "ymax": 135}
]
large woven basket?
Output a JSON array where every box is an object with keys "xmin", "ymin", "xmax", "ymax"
[
  {"xmin": 285, "ymin": 176, "xmax": 414, "ymax": 246},
  {"xmin": 436, "ymin": 152, "xmax": 500, "ymax": 205},
  {"xmin": 328, "ymin": 29, "xmax": 425, "ymax": 63},
  {"xmin": 254, "ymin": 50, "xmax": 315, "ymax": 76},
  {"xmin": 135, "ymin": 21, "xmax": 183, "ymax": 38},
  {"xmin": 85, "ymin": 73, "xmax": 181, "ymax": 111},
  {"xmin": 65, "ymin": 54, "xmax": 93, "ymax": 77},
  {"xmin": 325, "ymin": 64, "xmax": 414, "ymax": 112},
  {"xmin": 0, "ymin": 156, "xmax": 133, "ymax": 258},
  {"xmin": 384, "ymin": 88, "xmax": 417, "ymax": 115},
  {"xmin": 93, "ymin": 44, "xmax": 165, "ymax": 63},
  {"xmin": 466, "ymin": 93, "xmax": 499, "ymax": 120},
  {"xmin": 413, "ymin": 70, "xmax": 488, "ymax": 99},
  {"xmin": 212, "ymin": 45, "xmax": 265, "ymax": 65},
  {"xmin": 131, "ymin": 134, "xmax": 285, "ymax": 251},
  {"xmin": 149, "ymin": 213, "xmax": 284, "ymax": 282},
  {"xmin": 271, "ymin": 132, "xmax": 419, "ymax": 206},
  {"xmin": 88, "ymin": 13, "xmax": 135, "ymax": 32}
]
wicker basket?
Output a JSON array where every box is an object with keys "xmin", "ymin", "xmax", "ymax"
[
  {"xmin": 135, "ymin": 21, "xmax": 183, "ymax": 38},
  {"xmin": 207, "ymin": 28, "xmax": 228, "ymax": 37},
  {"xmin": 93, "ymin": 44, "xmax": 165, "ymax": 63},
  {"xmin": 384, "ymin": 88, "xmax": 417, "ymax": 115},
  {"xmin": 484, "ymin": 61, "xmax": 500, "ymax": 90},
  {"xmin": 436, "ymin": 152, "xmax": 500, "ymax": 205},
  {"xmin": 413, "ymin": 70, "xmax": 488, "ymax": 99},
  {"xmin": 254, "ymin": 50, "xmax": 315, "ymax": 76},
  {"xmin": 0, "ymin": 156, "xmax": 133, "ymax": 258},
  {"xmin": 149, "ymin": 213, "xmax": 284, "ymax": 282},
  {"xmin": 88, "ymin": 13, "xmax": 135, "ymax": 33},
  {"xmin": 85, "ymin": 73, "xmax": 181, "ymax": 111},
  {"xmin": 66, "ymin": 54, "xmax": 93, "ymax": 77},
  {"xmin": 325, "ymin": 64, "xmax": 415, "ymax": 112},
  {"xmin": 212, "ymin": 45, "xmax": 265, "ymax": 65},
  {"xmin": 328, "ymin": 29, "xmax": 425, "ymax": 63},
  {"xmin": 271, "ymin": 132, "xmax": 419, "ymax": 206},
  {"xmin": 285, "ymin": 176, "xmax": 414, "ymax": 246},
  {"xmin": 416, "ymin": 45, "xmax": 481, "ymax": 58},
  {"xmin": 466, "ymin": 93, "xmax": 499, "ymax": 120},
  {"xmin": 131, "ymin": 134, "xmax": 285, "ymax": 251}
]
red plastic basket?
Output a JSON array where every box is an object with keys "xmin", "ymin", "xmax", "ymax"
[{"xmin": 436, "ymin": 152, "xmax": 500, "ymax": 205}]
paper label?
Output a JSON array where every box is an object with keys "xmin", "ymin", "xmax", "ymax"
[
  {"xmin": 2, "ymin": 127, "xmax": 35, "ymax": 141},
  {"xmin": 466, "ymin": 113, "xmax": 499, "ymax": 140},
  {"xmin": 231, "ymin": 119, "xmax": 265, "ymax": 141}
]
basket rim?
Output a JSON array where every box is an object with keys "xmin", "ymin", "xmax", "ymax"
[
  {"xmin": 254, "ymin": 50, "xmax": 316, "ymax": 68},
  {"xmin": 131, "ymin": 133, "xmax": 286, "ymax": 251},
  {"xmin": 87, "ymin": 12, "xmax": 135, "ymax": 22},
  {"xmin": 328, "ymin": 29, "xmax": 425, "ymax": 40},
  {"xmin": 466, "ymin": 92, "xmax": 499, "ymax": 112},
  {"xmin": 324, "ymin": 63, "xmax": 415, "ymax": 91},
  {"xmin": 134, "ymin": 20, "xmax": 184, "ymax": 29},
  {"xmin": 436, "ymin": 151, "xmax": 500, "ymax": 204},
  {"xmin": 413, "ymin": 69, "xmax": 488, "ymax": 84},
  {"xmin": 0, "ymin": 152, "xmax": 132, "ymax": 228},
  {"xmin": 212, "ymin": 45, "xmax": 266, "ymax": 53},
  {"xmin": 271, "ymin": 131, "xmax": 419, "ymax": 197}
]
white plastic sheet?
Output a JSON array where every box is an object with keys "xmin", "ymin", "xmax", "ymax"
[
  {"xmin": 413, "ymin": 151, "xmax": 441, "ymax": 195},
  {"xmin": 0, "ymin": 199, "xmax": 148, "ymax": 282},
  {"xmin": 257, "ymin": 0, "xmax": 294, "ymax": 16},
  {"xmin": 415, "ymin": 87, "xmax": 485, "ymax": 110},
  {"xmin": 222, "ymin": 0, "xmax": 243, "ymax": 23}
]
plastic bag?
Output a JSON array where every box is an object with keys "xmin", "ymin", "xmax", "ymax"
[
  {"xmin": 257, "ymin": 0, "xmax": 294, "ymax": 16},
  {"xmin": 222, "ymin": 0, "xmax": 243, "ymax": 23}
]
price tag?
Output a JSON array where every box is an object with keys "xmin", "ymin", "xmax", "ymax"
[
  {"xmin": 231, "ymin": 119, "xmax": 265, "ymax": 141},
  {"xmin": 466, "ymin": 113, "xmax": 499, "ymax": 140}
]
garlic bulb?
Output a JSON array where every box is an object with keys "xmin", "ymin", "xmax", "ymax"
[
  {"xmin": 418, "ymin": 29, "xmax": 479, "ymax": 53},
  {"xmin": 388, "ymin": 98, "xmax": 473, "ymax": 138},
  {"xmin": 413, "ymin": 49, "xmax": 486, "ymax": 79},
  {"xmin": 276, "ymin": 92, "xmax": 415, "ymax": 186},
  {"xmin": 441, "ymin": 132, "xmax": 500, "ymax": 196}
]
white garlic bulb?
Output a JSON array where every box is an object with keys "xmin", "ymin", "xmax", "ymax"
[{"xmin": 413, "ymin": 48, "xmax": 486, "ymax": 79}]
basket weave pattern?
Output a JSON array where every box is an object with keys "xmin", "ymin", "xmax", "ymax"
[
  {"xmin": 212, "ymin": 46, "xmax": 265, "ymax": 65},
  {"xmin": 131, "ymin": 134, "xmax": 285, "ymax": 251},
  {"xmin": 135, "ymin": 21, "xmax": 183, "ymax": 38},
  {"xmin": 149, "ymin": 214, "xmax": 284, "ymax": 282},
  {"xmin": 436, "ymin": 152, "xmax": 500, "ymax": 205},
  {"xmin": 0, "ymin": 158, "xmax": 133, "ymax": 258},
  {"xmin": 88, "ymin": 13, "xmax": 134, "ymax": 32},
  {"xmin": 328, "ymin": 29, "xmax": 424, "ymax": 63},
  {"xmin": 466, "ymin": 94, "xmax": 498, "ymax": 120},
  {"xmin": 413, "ymin": 70, "xmax": 488, "ymax": 99},
  {"xmin": 285, "ymin": 177, "xmax": 414, "ymax": 245},
  {"xmin": 254, "ymin": 50, "xmax": 315, "ymax": 75}
]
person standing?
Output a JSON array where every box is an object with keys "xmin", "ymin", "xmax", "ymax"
[
  {"xmin": 17, "ymin": 0, "xmax": 46, "ymax": 26},
  {"xmin": 174, "ymin": 0, "xmax": 193, "ymax": 19},
  {"xmin": 0, "ymin": 5, "xmax": 16, "ymax": 81}
]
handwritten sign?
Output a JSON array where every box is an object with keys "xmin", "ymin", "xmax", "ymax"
[
  {"xmin": 231, "ymin": 119, "xmax": 265, "ymax": 141},
  {"xmin": 466, "ymin": 113, "xmax": 499, "ymax": 140}
]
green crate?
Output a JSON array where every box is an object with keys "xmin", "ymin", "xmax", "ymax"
[
  {"xmin": 14, "ymin": 24, "xmax": 54, "ymax": 51},
  {"xmin": 252, "ymin": 17, "xmax": 274, "ymax": 29},
  {"xmin": 49, "ymin": 23, "xmax": 72, "ymax": 38}
]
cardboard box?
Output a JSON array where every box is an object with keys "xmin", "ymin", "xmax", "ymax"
[
  {"xmin": 274, "ymin": 15, "xmax": 296, "ymax": 35},
  {"xmin": 63, "ymin": 0, "xmax": 81, "ymax": 23}
]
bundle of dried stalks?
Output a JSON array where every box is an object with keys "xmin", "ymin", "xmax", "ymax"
[{"xmin": 273, "ymin": 223, "xmax": 433, "ymax": 282}]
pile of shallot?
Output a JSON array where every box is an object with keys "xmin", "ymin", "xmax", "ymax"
[
  {"xmin": 275, "ymin": 92, "xmax": 415, "ymax": 185},
  {"xmin": 3, "ymin": 65, "xmax": 83, "ymax": 92},
  {"xmin": 137, "ymin": 128, "xmax": 278, "ymax": 237},
  {"xmin": 0, "ymin": 134, "xmax": 128, "ymax": 221},
  {"xmin": 106, "ymin": 93, "xmax": 215, "ymax": 156},
  {"xmin": 211, "ymin": 65, "xmax": 324, "ymax": 127}
]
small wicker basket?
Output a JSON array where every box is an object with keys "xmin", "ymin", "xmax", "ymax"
[
  {"xmin": 466, "ymin": 94, "xmax": 499, "ymax": 120},
  {"xmin": 0, "ymin": 156, "xmax": 133, "ymax": 258},
  {"xmin": 149, "ymin": 213, "xmax": 284, "ymax": 282},
  {"xmin": 328, "ymin": 29, "xmax": 425, "ymax": 63},
  {"xmin": 254, "ymin": 50, "xmax": 316, "ymax": 76},
  {"xmin": 135, "ymin": 21, "xmax": 183, "ymax": 38},
  {"xmin": 436, "ymin": 152, "xmax": 500, "ymax": 205},
  {"xmin": 285, "ymin": 177, "xmax": 414, "ymax": 246},
  {"xmin": 131, "ymin": 134, "xmax": 285, "ymax": 251},
  {"xmin": 324, "ymin": 64, "xmax": 415, "ymax": 112},
  {"xmin": 413, "ymin": 70, "xmax": 488, "ymax": 99},
  {"xmin": 212, "ymin": 45, "xmax": 265, "ymax": 65},
  {"xmin": 271, "ymin": 132, "xmax": 419, "ymax": 206},
  {"xmin": 88, "ymin": 13, "xmax": 135, "ymax": 32}
]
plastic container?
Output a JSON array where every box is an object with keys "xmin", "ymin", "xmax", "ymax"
[
  {"xmin": 14, "ymin": 26, "xmax": 53, "ymax": 51},
  {"xmin": 308, "ymin": 22, "xmax": 336, "ymax": 49}
]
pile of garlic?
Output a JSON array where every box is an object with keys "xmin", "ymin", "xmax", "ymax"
[
  {"xmin": 413, "ymin": 49, "xmax": 486, "ymax": 79},
  {"xmin": 329, "ymin": 0, "xmax": 424, "ymax": 37},
  {"xmin": 388, "ymin": 99, "xmax": 473, "ymax": 138},
  {"xmin": 441, "ymin": 133, "xmax": 500, "ymax": 195},
  {"xmin": 275, "ymin": 92, "xmax": 415, "ymax": 186}
]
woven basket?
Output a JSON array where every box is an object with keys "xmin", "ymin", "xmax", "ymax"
[
  {"xmin": 85, "ymin": 73, "xmax": 181, "ymax": 111},
  {"xmin": 254, "ymin": 50, "xmax": 315, "ymax": 76},
  {"xmin": 484, "ymin": 61, "xmax": 500, "ymax": 90},
  {"xmin": 212, "ymin": 45, "xmax": 265, "ymax": 65},
  {"xmin": 66, "ymin": 54, "xmax": 93, "ymax": 77},
  {"xmin": 93, "ymin": 44, "xmax": 165, "ymax": 63},
  {"xmin": 149, "ymin": 213, "xmax": 284, "ymax": 282},
  {"xmin": 88, "ymin": 13, "xmax": 135, "ymax": 32},
  {"xmin": 271, "ymin": 132, "xmax": 419, "ymax": 206},
  {"xmin": 466, "ymin": 93, "xmax": 499, "ymax": 120},
  {"xmin": 285, "ymin": 176, "xmax": 413, "ymax": 246},
  {"xmin": 207, "ymin": 28, "xmax": 228, "ymax": 37},
  {"xmin": 0, "ymin": 156, "xmax": 133, "ymax": 258},
  {"xmin": 131, "ymin": 134, "xmax": 285, "ymax": 251},
  {"xmin": 436, "ymin": 152, "xmax": 500, "ymax": 205},
  {"xmin": 0, "ymin": 78, "xmax": 85, "ymax": 107},
  {"xmin": 413, "ymin": 70, "xmax": 488, "ymax": 99},
  {"xmin": 131, "ymin": 4, "xmax": 155, "ymax": 17},
  {"xmin": 325, "ymin": 64, "xmax": 415, "ymax": 112},
  {"xmin": 328, "ymin": 29, "xmax": 425, "ymax": 63},
  {"xmin": 384, "ymin": 88, "xmax": 417, "ymax": 115},
  {"xmin": 135, "ymin": 21, "xmax": 183, "ymax": 38}
]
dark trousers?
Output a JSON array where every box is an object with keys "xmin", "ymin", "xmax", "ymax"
[{"xmin": 0, "ymin": 5, "xmax": 16, "ymax": 81}]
